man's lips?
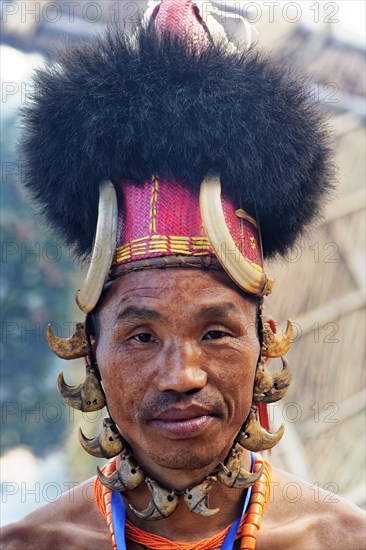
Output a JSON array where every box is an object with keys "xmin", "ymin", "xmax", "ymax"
[
  {"xmin": 152, "ymin": 405, "xmax": 215, "ymax": 422},
  {"xmin": 150, "ymin": 405, "xmax": 218, "ymax": 439}
]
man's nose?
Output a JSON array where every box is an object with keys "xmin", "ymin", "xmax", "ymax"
[{"xmin": 155, "ymin": 341, "xmax": 208, "ymax": 393}]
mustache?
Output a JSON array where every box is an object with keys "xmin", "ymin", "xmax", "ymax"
[{"xmin": 137, "ymin": 390, "xmax": 226, "ymax": 421}]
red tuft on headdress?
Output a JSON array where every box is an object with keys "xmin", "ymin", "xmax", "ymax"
[{"xmin": 152, "ymin": 0, "xmax": 211, "ymax": 49}]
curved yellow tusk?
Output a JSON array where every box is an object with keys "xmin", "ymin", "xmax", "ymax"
[
  {"xmin": 262, "ymin": 319, "xmax": 293, "ymax": 358},
  {"xmin": 199, "ymin": 173, "xmax": 273, "ymax": 297},
  {"xmin": 76, "ymin": 180, "xmax": 118, "ymax": 313},
  {"xmin": 46, "ymin": 322, "xmax": 89, "ymax": 359}
]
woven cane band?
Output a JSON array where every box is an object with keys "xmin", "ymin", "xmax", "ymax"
[{"xmin": 108, "ymin": 255, "xmax": 223, "ymax": 281}]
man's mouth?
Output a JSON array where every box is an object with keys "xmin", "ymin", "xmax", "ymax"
[{"xmin": 151, "ymin": 405, "xmax": 217, "ymax": 439}]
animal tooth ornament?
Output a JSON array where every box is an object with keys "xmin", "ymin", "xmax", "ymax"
[
  {"xmin": 21, "ymin": 0, "xmax": 333, "ymax": 530},
  {"xmin": 217, "ymin": 448, "xmax": 263, "ymax": 489},
  {"xmin": 57, "ymin": 367, "xmax": 106, "ymax": 412},
  {"xmin": 253, "ymin": 357, "xmax": 292, "ymax": 404},
  {"xmin": 131, "ymin": 479, "xmax": 180, "ymax": 521},
  {"xmin": 46, "ymin": 322, "xmax": 89, "ymax": 360},
  {"xmin": 97, "ymin": 450, "xmax": 145, "ymax": 492},
  {"xmin": 238, "ymin": 408, "xmax": 285, "ymax": 452},
  {"xmin": 261, "ymin": 319, "xmax": 293, "ymax": 358},
  {"xmin": 183, "ymin": 478, "xmax": 219, "ymax": 516},
  {"xmin": 79, "ymin": 418, "xmax": 125, "ymax": 459}
]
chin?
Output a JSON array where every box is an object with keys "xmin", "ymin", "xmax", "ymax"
[{"xmin": 145, "ymin": 442, "xmax": 228, "ymax": 472}]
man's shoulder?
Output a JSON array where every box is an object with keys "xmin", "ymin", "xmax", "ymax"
[
  {"xmin": 258, "ymin": 466, "xmax": 365, "ymax": 549},
  {"xmin": 0, "ymin": 477, "xmax": 110, "ymax": 550}
]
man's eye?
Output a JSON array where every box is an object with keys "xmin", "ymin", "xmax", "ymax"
[
  {"xmin": 204, "ymin": 330, "xmax": 226, "ymax": 340},
  {"xmin": 132, "ymin": 333, "xmax": 155, "ymax": 343}
]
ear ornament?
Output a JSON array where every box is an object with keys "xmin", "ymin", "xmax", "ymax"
[
  {"xmin": 57, "ymin": 366, "xmax": 106, "ymax": 412},
  {"xmin": 46, "ymin": 322, "xmax": 89, "ymax": 359}
]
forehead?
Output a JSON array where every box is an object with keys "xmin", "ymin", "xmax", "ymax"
[{"xmin": 98, "ymin": 268, "xmax": 257, "ymax": 319}]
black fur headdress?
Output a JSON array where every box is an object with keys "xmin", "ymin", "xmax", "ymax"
[{"xmin": 21, "ymin": 24, "xmax": 332, "ymax": 259}]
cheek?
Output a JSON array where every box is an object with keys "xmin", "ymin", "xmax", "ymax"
[
  {"xmin": 95, "ymin": 336, "xmax": 146, "ymax": 423},
  {"xmin": 210, "ymin": 343, "xmax": 258, "ymax": 422}
]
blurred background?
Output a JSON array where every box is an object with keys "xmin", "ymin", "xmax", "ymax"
[{"xmin": 1, "ymin": 0, "xmax": 365, "ymax": 525}]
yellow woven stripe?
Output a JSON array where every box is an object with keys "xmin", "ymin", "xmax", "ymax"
[
  {"xmin": 114, "ymin": 235, "xmax": 214, "ymax": 261},
  {"xmin": 131, "ymin": 245, "xmax": 147, "ymax": 254},
  {"xmin": 149, "ymin": 244, "xmax": 169, "ymax": 251},
  {"xmin": 116, "ymin": 251, "xmax": 131, "ymax": 262},
  {"xmin": 150, "ymin": 235, "xmax": 168, "ymax": 241},
  {"xmin": 115, "ymin": 245, "xmax": 131, "ymax": 257},
  {"xmin": 169, "ymin": 236, "xmax": 190, "ymax": 242},
  {"xmin": 170, "ymin": 249, "xmax": 190, "ymax": 255},
  {"xmin": 132, "ymin": 236, "xmax": 150, "ymax": 243},
  {"xmin": 191, "ymin": 238, "xmax": 210, "ymax": 245}
]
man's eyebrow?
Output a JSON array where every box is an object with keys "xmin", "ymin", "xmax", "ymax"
[
  {"xmin": 197, "ymin": 303, "xmax": 241, "ymax": 320},
  {"xmin": 116, "ymin": 306, "xmax": 166, "ymax": 323}
]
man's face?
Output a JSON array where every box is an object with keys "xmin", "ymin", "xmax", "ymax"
[{"xmin": 95, "ymin": 268, "xmax": 260, "ymax": 476}]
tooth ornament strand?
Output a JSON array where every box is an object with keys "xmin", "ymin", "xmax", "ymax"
[
  {"xmin": 46, "ymin": 322, "xmax": 89, "ymax": 359},
  {"xmin": 200, "ymin": 173, "xmax": 274, "ymax": 297},
  {"xmin": 76, "ymin": 180, "xmax": 118, "ymax": 313},
  {"xmin": 79, "ymin": 407, "xmax": 282, "ymax": 520},
  {"xmin": 87, "ymin": 422, "xmax": 276, "ymax": 520},
  {"xmin": 92, "ymin": 426, "xmax": 266, "ymax": 519},
  {"xmin": 94, "ymin": 454, "xmax": 272, "ymax": 549}
]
